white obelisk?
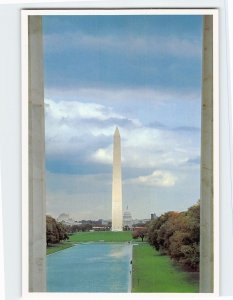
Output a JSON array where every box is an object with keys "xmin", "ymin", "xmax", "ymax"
[{"xmin": 112, "ymin": 127, "xmax": 123, "ymax": 231}]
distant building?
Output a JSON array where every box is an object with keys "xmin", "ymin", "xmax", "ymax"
[
  {"xmin": 132, "ymin": 218, "xmax": 150, "ymax": 226},
  {"xmin": 92, "ymin": 225, "xmax": 110, "ymax": 231},
  {"xmin": 123, "ymin": 206, "xmax": 133, "ymax": 228},
  {"xmin": 101, "ymin": 219, "xmax": 111, "ymax": 226},
  {"xmin": 57, "ymin": 213, "xmax": 69, "ymax": 222},
  {"xmin": 57, "ymin": 213, "xmax": 77, "ymax": 226},
  {"xmin": 151, "ymin": 213, "xmax": 158, "ymax": 220}
]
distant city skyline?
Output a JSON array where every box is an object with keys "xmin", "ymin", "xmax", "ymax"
[{"xmin": 44, "ymin": 14, "xmax": 202, "ymax": 220}]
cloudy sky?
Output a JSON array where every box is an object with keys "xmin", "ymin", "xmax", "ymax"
[{"xmin": 43, "ymin": 14, "xmax": 203, "ymax": 220}]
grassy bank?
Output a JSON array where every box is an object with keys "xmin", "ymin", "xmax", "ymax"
[
  {"xmin": 132, "ymin": 244, "xmax": 199, "ymax": 293},
  {"xmin": 47, "ymin": 242, "xmax": 74, "ymax": 255},
  {"xmin": 68, "ymin": 231, "xmax": 133, "ymax": 243},
  {"xmin": 47, "ymin": 231, "xmax": 135, "ymax": 255},
  {"xmin": 47, "ymin": 233, "xmax": 199, "ymax": 293}
]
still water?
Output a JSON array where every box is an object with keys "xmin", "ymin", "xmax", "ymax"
[{"xmin": 47, "ymin": 243, "xmax": 132, "ymax": 292}]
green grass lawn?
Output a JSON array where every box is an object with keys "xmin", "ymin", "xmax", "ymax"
[
  {"xmin": 132, "ymin": 244, "xmax": 199, "ymax": 293},
  {"xmin": 47, "ymin": 231, "xmax": 138, "ymax": 255},
  {"xmin": 68, "ymin": 231, "xmax": 133, "ymax": 243},
  {"xmin": 47, "ymin": 233, "xmax": 198, "ymax": 293},
  {"xmin": 47, "ymin": 241, "xmax": 74, "ymax": 255}
]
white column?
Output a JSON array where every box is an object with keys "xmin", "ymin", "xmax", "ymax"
[
  {"xmin": 200, "ymin": 15, "xmax": 213, "ymax": 293},
  {"xmin": 28, "ymin": 16, "xmax": 46, "ymax": 292},
  {"xmin": 112, "ymin": 127, "xmax": 123, "ymax": 231}
]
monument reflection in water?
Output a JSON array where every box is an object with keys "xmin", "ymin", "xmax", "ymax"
[{"xmin": 47, "ymin": 243, "xmax": 132, "ymax": 292}]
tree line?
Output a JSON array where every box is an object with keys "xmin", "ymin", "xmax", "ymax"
[
  {"xmin": 46, "ymin": 201, "xmax": 200, "ymax": 272},
  {"xmin": 147, "ymin": 201, "xmax": 200, "ymax": 271},
  {"xmin": 46, "ymin": 215, "xmax": 69, "ymax": 246}
]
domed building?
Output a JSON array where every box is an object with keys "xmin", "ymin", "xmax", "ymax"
[{"xmin": 123, "ymin": 206, "xmax": 133, "ymax": 229}]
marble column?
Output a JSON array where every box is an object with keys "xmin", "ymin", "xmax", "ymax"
[
  {"xmin": 200, "ymin": 15, "xmax": 214, "ymax": 293},
  {"xmin": 28, "ymin": 15, "xmax": 46, "ymax": 292}
]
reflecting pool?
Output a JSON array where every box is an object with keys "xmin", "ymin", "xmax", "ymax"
[{"xmin": 47, "ymin": 243, "xmax": 132, "ymax": 292}]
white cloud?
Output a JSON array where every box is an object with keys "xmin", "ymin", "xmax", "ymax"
[
  {"xmin": 126, "ymin": 170, "xmax": 177, "ymax": 187},
  {"xmin": 45, "ymin": 98, "xmax": 123, "ymax": 122},
  {"xmin": 92, "ymin": 147, "xmax": 113, "ymax": 165},
  {"xmin": 45, "ymin": 95, "xmax": 200, "ymax": 171},
  {"xmin": 45, "ymin": 97, "xmax": 134, "ymax": 156},
  {"xmin": 91, "ymin": 125, "xmax": 199, "ymax": 169},
  {"xmin": 45, "ymin": 87, "xmax": 200, "ymax": 110}
]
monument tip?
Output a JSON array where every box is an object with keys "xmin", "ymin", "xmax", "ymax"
[{"xmin": 114, "ymin": 127, "xmax": 120, "ymax": 136}]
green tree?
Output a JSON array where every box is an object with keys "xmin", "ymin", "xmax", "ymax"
[
  {"xmin": 147, "ymin": 201, "xmax": 200, "ymax": 271},
  {"xmin": 46, "ymin": 215, "xmax": 69, "ymax": 246},
  {"xmin": 46, "ymin": 215, "xmax": 59, "ymax": 245}
]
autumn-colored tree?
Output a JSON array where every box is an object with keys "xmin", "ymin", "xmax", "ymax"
[
  {"xmin": 156, "ymin": 211, "xmax": 181, "ymax": 254},
  {"xmin": 148, "ymin": 201, "xmax": 200, "ymax": 271},
  {"xmin": 132, "ymin": 227, "xmax": 148, "ymax": 241}
]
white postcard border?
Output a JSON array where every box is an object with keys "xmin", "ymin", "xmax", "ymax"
[{"xmin": 21, "ymin": 7, "xmax": 219, "ymax": 300}]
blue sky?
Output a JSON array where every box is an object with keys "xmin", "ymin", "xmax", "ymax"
[{"xmin": 43, "ymin": 14, "xmax": 203, "ymax": 220}]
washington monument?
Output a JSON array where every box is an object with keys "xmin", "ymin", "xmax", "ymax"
[{"xmin": 112, "ymin": 127, "xmax": 123, "ymax": 231}]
